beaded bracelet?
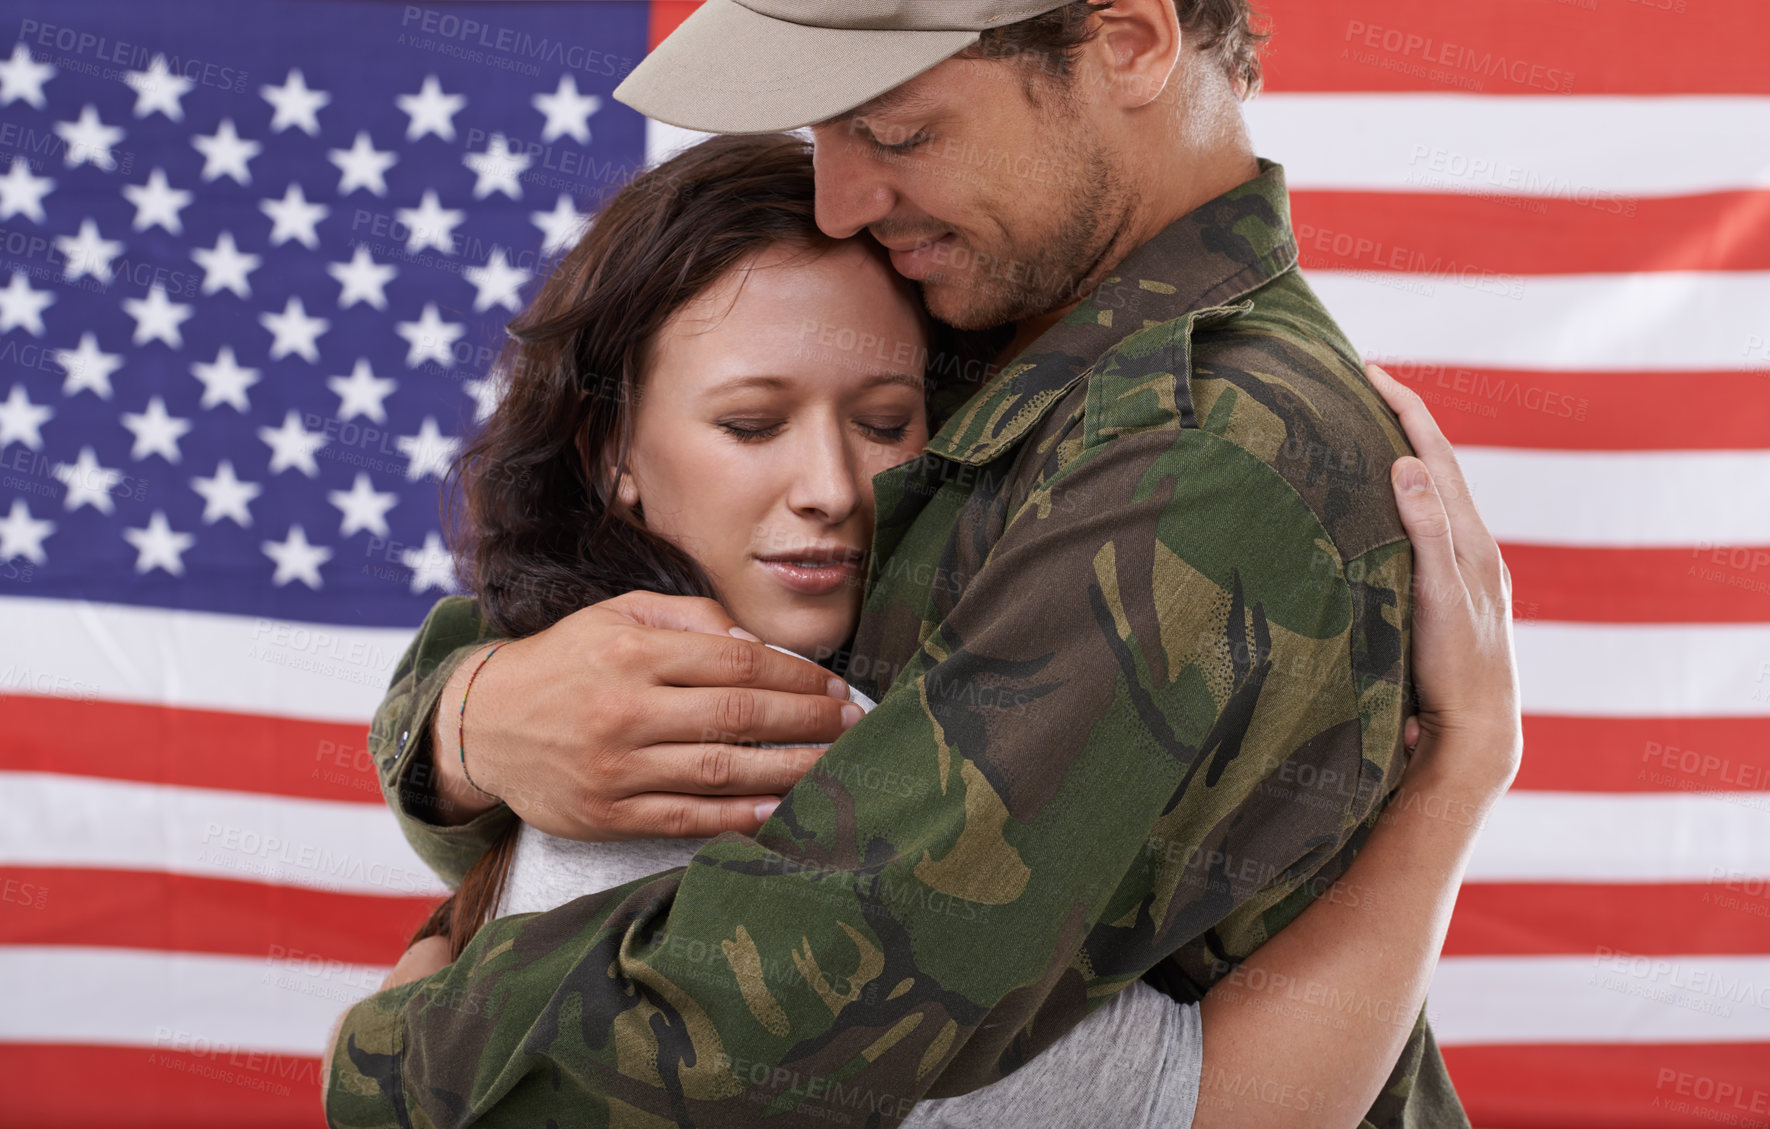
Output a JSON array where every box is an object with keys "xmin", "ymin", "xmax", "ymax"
[{"xmin": 456, "ymin": 642, "xmax": 506, "ymax": 801}]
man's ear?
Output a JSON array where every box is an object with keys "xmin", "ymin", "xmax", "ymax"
[{"xmin": 1092, "ymin": 0, "xmax": 1183, "ymax": 109}]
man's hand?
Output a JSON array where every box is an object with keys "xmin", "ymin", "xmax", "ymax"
[{"xmin": 426, "ymin": 591, "xmax": 861, "ymax": 841}]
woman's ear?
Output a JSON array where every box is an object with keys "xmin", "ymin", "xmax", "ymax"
[{"xmin": 615, "ymin": 470, "xmax": 640, "ymax": 509}]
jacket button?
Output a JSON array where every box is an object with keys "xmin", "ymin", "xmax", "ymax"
[{"xmin": 395, "ymin": 729, "xmax": 410, "ymax": 759}]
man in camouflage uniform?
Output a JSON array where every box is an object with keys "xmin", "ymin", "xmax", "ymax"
[{"xmin": 327, "ymin": 1, "xmax": 1470, "ymax": 1125}]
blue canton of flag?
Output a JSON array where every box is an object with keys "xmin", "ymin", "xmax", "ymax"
[{"xmin": 0, "ymin": 0, "xmax": 651, "ymax": 626}]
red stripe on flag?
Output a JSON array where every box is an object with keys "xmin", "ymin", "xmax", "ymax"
[
  {"xmin": 650, "ymin": 1, "xmax": 701, "ymax": 50},
  {"xmin": 1260, "ymin": 0, "xmax": 1770, "ymax": 95},
  {"xmin": 1444, "ymin": 1043, "xmax": 1770, "ymax": 1129},
  {"xmin": 1381, "ymin": 366, "xmax": 1770, "ymax": 452},
  {"xmin": 1503, "ymin": 546, "xmax": 1770, "ymax": 623},
  {"xmin": 1515, "ymin": 716, "xmax": 1770, "ymax": 793},
  {"xmin": 0, "ymin": 695, "xmax": 382, "ymax": 804},
  {"xmin": 0, "ymin": 866, "xmax": 437, "ymax": 966},
  {"xmin": 0, "ymin": 1043, "xmax": 321, "ymax": 1129},
  {"xmin": 1446, "ymin": 882, "xmax": 1770, "ymax": 957},
  {"xmin": 1293, "ymin": 191, "xmax": 1770, "ymax": 276}
]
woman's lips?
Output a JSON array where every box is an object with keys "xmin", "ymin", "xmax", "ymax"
[
  {"xmin": 756, "ymin": 557, "xmax": 863, "ymax": 596},
  {"xmin": 887, "ymin": 233, "xmax": 958, "ymax": 281}
]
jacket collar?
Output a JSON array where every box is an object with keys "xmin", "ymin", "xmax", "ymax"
[{"xmin": 923, "ymin": 159, "xmax": 1300, "ymax": 466}]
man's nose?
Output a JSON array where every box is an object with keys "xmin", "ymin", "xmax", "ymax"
[{"xmin": 812, "ymin": 128, "xmax": 894, "ymax": 240}]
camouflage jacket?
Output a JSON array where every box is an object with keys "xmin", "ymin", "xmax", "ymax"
[{"xmin": 327, "ymin": 162, "xmax": 1469, "ymax": 1128}]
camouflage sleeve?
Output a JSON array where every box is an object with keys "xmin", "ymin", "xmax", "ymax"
[
  {"xmin": 325, "ymin": 405, "xmax": 1407, "ymax": 1127},
  {"xmin": 371, "ymin": 595, "xmax": 515, "ymax": 889}
]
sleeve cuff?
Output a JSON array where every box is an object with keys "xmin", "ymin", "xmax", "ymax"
[{"xmin": 324, "ymin": 980, "xmax": 420, "ymax": 1127}]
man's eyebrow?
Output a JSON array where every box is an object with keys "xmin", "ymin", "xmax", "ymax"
[{"xmin": 822, "ymin": 86, "xmax": 938, "ymax": 126}]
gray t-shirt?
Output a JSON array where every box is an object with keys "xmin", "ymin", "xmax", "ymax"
[{"xmin": 494, "ymin": 653, "xmax": 1202, "ymax": 1127}]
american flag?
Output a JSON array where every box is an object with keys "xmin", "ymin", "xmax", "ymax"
[{"xmin": 0, "ymin": 1, "xmax": 1765, "ymax": 1126}]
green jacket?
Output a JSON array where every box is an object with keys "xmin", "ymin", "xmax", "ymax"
[{"xmin": 327, "ymin": 161, "xmax": 1468, "ymax": 1129}]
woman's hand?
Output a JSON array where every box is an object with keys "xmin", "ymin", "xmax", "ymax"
[
  {"xmin": 377, "ymin": 934, "xmax": 452, "ymax": 991},
  {"xmin": 1366, "ymin": 362, "xmax": 1523, "ymax": 807}
]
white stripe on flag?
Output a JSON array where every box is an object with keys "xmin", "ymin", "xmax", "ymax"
[
  {"xmin": 1245, "ymin": 94, "xmax": 1770, "ymax": 197},
  {"xmin": 0, "ymin": 773, "xmax": 447, "ymax": 897},
  {"xmin": 1515, "ymin": 621, "xmax": 1770, "ymax": 718},
  {"xmin": 1428, "ymin": 954, "xmax": 1770, "ymax": 1045},
  {"xmin": 1457, "ymin": 448, "xmax": 1770, "ymax": 548},
  {"xmin": 1465, "ymin": 790, "xmax": 1770, "ymax": 883},
  {"xmin": 1308, "ymin": 269, "xmax": 1770, "ymax": 372},
  {"xmin": 2, "ymin": 597, "xmax": 413, "ymax": 724},
  {"xmin": 0, "ymin": 946, "xmax": 390, "ymax": 1056}
]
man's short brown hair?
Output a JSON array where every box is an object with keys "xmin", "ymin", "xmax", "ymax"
[{"xmin": 966, "ymin": 0, "xmax": 1270, "ymax": 99}]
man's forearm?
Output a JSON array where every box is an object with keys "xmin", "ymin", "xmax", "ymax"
[
  {"xmin": 415, "ymin": 640, "xmax": 503, "ymax": 827},
  {"xmin": 371, "ymin": 597, "xmax": 512, "ymax": 888}
]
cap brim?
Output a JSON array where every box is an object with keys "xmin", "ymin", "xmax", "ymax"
[{"xmin": 614, "ymin": 0, "xmax": 979, "ymax": 134}]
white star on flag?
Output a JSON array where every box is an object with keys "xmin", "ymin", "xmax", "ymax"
[
  {"xmin": 0, "ymin": 497, "xmax": 54, "ymax": 564},
  {"xmin": 123, "ymin": 55, "xmax": 195, "ymax": 121},
  {"xmin": 53, "ymin": 104, "xmax": 124, "ymax": 170},
  {"xmin": 532, "ymin": 75, "xmax": 601, "ymax": 144},
  {"xmin": 55, "ymin": 446, "xmax": 124, "ymax": 513},
  {"xmin": 261, "ymin": 182, "xmax": 329, "ymax": 249},
  {"xmin": 400, "ymin": 531, "xmax": 458, "ymax": 594},
  {"xmin": 464, "ymin": 133, "xmax": 533, "ymax": 200},
  {"xmin": 191, "ymin": 231, "xmax": 262, "ymax": 299},
  {"xmin": 0, "ymin": 384, "xmax": 53, "ymax": 450},
  {"xmin": 530, "ymin": 193, "xmax": 587, "ymax": 257},
  {"xmin": 463, "ymin": 373, "xmax": 505, "ymax": 424},
  {"xmin": 260, "ymin": 68, "xmax": 330, "ymax": 136},
  {"xmin": 397, "ymin": 74, "xmax": 466, "ymax": 142},
  {"xmin": 328, "ymin": 131, "xmax": 399, "ymax": 197},
  {"xmin": 395, "ymin": 190, "xmax": 463, "ymax": 256},
  {"xmin": 55, "ymin": 219, "xmax": 123, "ymax": 285},
  {"xmin": 122, "ymin": 285, "xmax": 194, "ymax": 348},
  {"xmin": 123, "ymin": 511, "xmax": 196, "ymax": 576},
  {"xmin": 465, "ymin": 246, "xmax": 531, "ymax": 313},
  {"xmin": 396, "ymin": 303, "xmax": 464, "ymax": 369},
  {"xmin": 120, "ymin": 396, "xmax": 193, "ymax": 462},
  {"xmin": 259, "ymin": 296, "xmax": 329, "ymax": 362},
  {"xmin": 191, "ymin": 118, "xmax": 262, "ymax": 185},
  {"xmin": 261, "ymin": 524, "xmax": 332, "ymax": 589},
  {"xmin": 55, "ymin": 333, "xmax": 123, "ymax": 399},
  {"xmin": 257, "ymin": 409, "xmax": 328, "ymax": 477},
  {"xmin": 328, "ymin": 358, "xmax": 397, "ymax": 423},
  {"xmin": 327, "ymin": 245, "xmax": 398, "ymax": 310},
  {"xmin": 190, "ymin": 460, "xmax": 262, "ymax": 526},
  {"xmin": 0, "ymin": 43, "xmax": 54, "ymax": 109},
  {"xmin": 328, "ymin": 472, "xmax": 399, "ymax": 538},
  {"xmin": 0, "ymin": 269, "xmax": 54, "ymax": 335},
  {"xmin": 191, "ymin": 346, "xmax": 260, "ymax": 412},
  {"xmin": 123, "ymin": 167, "xmax": 194, "ymax": 235},
  {"xmin": 396, "ymin": 416, "xmax": 460, "ymax": 481},
  {"xmin": 0, "ymin": 155, "xmax": 54, "ymax": 222}
]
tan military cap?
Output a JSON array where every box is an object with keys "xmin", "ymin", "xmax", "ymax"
[{"xmin": 613, "ymin": 0, "xmax": 1077, "ymax": 133}]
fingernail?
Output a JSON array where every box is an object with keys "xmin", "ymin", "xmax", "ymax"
[
  {"xmin": 754, "ymin": 799, "xmax": 780, "ymax": 822},
  {"xmin": 840, "ymin": 702, "xmax": 863, "ymax": 728},
  {"xmin": 1404, "ymin": 465, "xmax": 1429, "ymax": 494},
  {"xmin": 826, "ymin": 676, "xmax": 850, "ymax": 700},
  {"xmin": 728, "ymin": 626, "xmax": 762, "ymax": 642}
]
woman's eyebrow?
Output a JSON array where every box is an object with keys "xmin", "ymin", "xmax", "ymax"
[{"xmin": 701, "ymin": 372, "xmax": 923, "ymax": 396}]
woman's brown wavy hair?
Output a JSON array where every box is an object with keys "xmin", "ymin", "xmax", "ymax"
[{"xmin": 408, "ymin": 133, "xmax": 981, "ymax": 959}]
